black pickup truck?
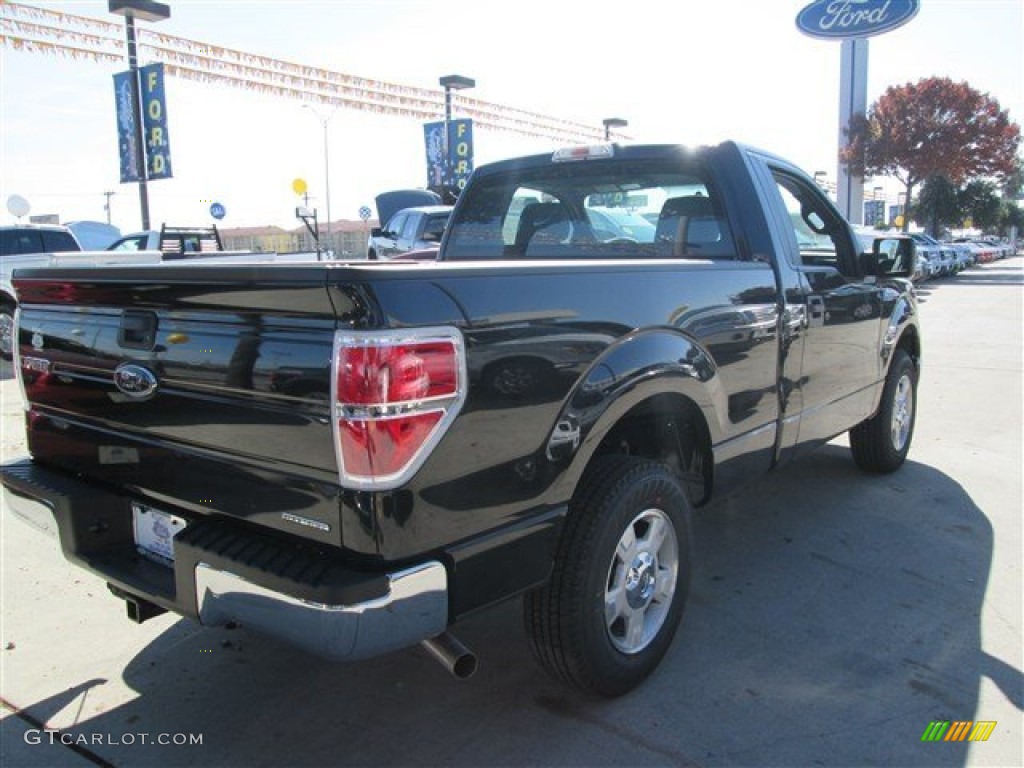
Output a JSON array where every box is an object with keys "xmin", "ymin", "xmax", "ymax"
[{"xmin": 2, "ymin": 142, "xmax": 919, "ymax": 697}]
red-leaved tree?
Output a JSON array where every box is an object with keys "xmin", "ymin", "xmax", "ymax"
[{"xmin": 841, "ymin": 77, "xmax": 1021, "ymax": 230}]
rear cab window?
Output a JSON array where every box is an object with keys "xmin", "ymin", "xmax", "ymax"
[
  {"xmin": 0, "ymin": 229, "xmax": 43, "ymax": 256},
  {"xmin": 41, "ymin": 230, "xmax": 81, "ymax": 253},
  {"xmin": 443, "ymin": 155, "xmax": 741, "ymax": 261},
  {"xmin": 1, "ymin": 228, "xmax": 80, "ymax": 257}
]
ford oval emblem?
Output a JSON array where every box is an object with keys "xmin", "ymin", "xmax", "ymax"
[
  {"xmin": 113, "ymin": 363, "xmax": 159, "ymax": 400},
  {"xmin": 796, "ymin": 0, "xmax": 920, "ymax": 40}
]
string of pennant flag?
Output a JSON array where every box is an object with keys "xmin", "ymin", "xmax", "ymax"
[{"xmin": 0, "ymin": 1, "xmax": 612, "ymax": 143}]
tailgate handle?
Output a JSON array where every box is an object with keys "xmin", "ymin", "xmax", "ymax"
[{"xmin": 119, "ymin": 311, "xmax": 158, "ymax": 349}]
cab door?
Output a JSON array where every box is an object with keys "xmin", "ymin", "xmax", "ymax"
[
  {"xmin": 378, "ymin": 212, "xmax": 406, "ymax": 259},
  {"xmin": 764, "ymin": 167, "xmax": 884, "ymax": 451}
]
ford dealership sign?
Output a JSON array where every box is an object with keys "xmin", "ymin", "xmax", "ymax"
[{"xmin": 796, "ymin": 0, "xmax": 919, "ymax": 40}]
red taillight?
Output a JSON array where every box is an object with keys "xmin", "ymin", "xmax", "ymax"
[{"xmin": 333, "ymin": 329, "xmax": 465, "ymax": 489}]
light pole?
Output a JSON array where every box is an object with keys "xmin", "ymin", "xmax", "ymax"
[
  {"xmin": 603, "ymin": 117, "xmax": 628, "ymax": 140},
  {"xmin": 303, "ymin": 104, "xmax": 335, "ymax": 256},
  {"xmin": 109, "ymin": 0, "xmax": 170, "ymax": 231},
  {"xmin": 439, "ymin": 74, "xmax": 475, "ymax": 203},
  {"xmin": 103, "ymin": 190, "xmax": 116, "ymax": 224}
]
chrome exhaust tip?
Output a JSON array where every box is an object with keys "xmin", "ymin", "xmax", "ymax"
[{"xmin": 420, "ymin": 631, "xmax": 477, "ymax": 679}]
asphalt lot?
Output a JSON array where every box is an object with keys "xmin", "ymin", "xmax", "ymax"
[{"xmin": 1, "ymin": 257, "xmax": 1021, "ymax": 767}]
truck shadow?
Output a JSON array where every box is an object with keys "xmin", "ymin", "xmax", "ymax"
[{"xmin": 10, "ymin": 446, "xmax": 1021, "ymax": 767}]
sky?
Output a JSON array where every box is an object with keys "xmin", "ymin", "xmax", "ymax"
[{"xmin": 1, "ymin": 0, "xmax": 1022, "ymax": 234}]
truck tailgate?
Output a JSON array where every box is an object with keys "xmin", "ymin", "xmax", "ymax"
[{"xmin": 12, "ymin": 265, "xmax": 349, "ymax": 546}]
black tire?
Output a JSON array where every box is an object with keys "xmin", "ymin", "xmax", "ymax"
[
  {"xmin": 849, "ymin": 348, "xmax": 917, "ymax": 473},
  {"xmin": 0, "ymin": 303, "xmax": 14, "ymax": 362},
  {"xmin": 524, "ymin": 457, "xmax": 693, "ymax": 697}
]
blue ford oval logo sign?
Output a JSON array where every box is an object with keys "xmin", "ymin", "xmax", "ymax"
[
  {"xmin": 796, "ymin": 0, "xmax": 919, "ymax": 40},
  {"xmin": 113, "ymin": 363, "xmax": 159, "ymax": 400}
]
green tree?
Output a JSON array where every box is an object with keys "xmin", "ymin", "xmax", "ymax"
[
  {"xmin": 998, "ymin": 200, "xmax": 1024, "ymax": 236},
  {"xmin": 1003, "ymin": 157, "xmax": 1024, "ymax": 200},
  {"xmin": 842, "ymin": 77, "xmax": 1021, "ymax": 231},
  {"xmin": 916, "ymin": 175, "xmax": 960, "ymax": 237},
  {"xmin": 960, "ymin": 180, "xmax": 1003, "ymax": 232}
]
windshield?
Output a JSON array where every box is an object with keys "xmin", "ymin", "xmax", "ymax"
[{"xmin": 443, "ymin": 159, "xmax": 737, "ymax": 261}]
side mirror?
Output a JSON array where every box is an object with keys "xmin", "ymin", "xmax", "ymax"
[
  {"xmin": 370, "ymin": 227, "xmax": 383, "ymax": 238},
  {"xmin": 866, "ymin": 237, "xmax": 914, "ymax": 278}
]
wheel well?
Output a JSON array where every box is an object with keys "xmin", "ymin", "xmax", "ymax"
[
  {"xmin": 896, "ymin": 326, "xmax": 921, "ymax": 369},
  {"xmin": 1, "ymin": 291, "xmax": 15, "ymax": 310},
  {"xmin": 590, "ymin": 393, "xmax": 713, "ymax": 506}
]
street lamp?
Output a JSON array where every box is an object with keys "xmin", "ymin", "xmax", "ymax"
[
  {"xmin": 603, "ymin": 117, "xmax": 628, "ymax": 140},
  {"xmin": 109, "ymin": 0, "xmax": 170, "ymax": 231},
  {"xmin": 303, "ymin": 104, "xmax": 335, "ymax": 257},
  {"xmin": 439, "ymin": 74, "xmax": 475, "ymax": 203}
]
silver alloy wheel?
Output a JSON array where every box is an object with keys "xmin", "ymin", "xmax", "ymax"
[
  {"xmin": 604, "ymin": 507, "xmax": 679, "ymax": 655},
  {"xmin": 0, "ymin": 311, "xmax": 13, "ymax": 358},
  {"xmin": 890, "ymin": 373, "xmax": 914, "ymax": 451}
]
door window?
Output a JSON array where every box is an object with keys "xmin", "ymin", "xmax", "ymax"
[
  {"xmin": 386, "ymin": 213, "xmax": 407, "ymax": 238},
  {"xmin": 771, "ymin": 173, "xmax": 857, "ymax": 276},
  {"xmin": 401, "ymin": 214, "xmax": 422, "ymax": 240}
]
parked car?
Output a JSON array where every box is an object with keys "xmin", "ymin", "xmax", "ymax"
[
  {"xmin": 1, "ymin": 223, "xmax": 81, "ymax": 359},
  {"xmin": 908, "ymin": 233, "xmax": 954, "ymax": 277},
  {"xmin": 0, "ymin": 223, "xmax": 166, "ymax": 361},
  {"xmin": 944, "ymin": 241, "xmax": 976, "ymax": 271},
  {"xmin": 927, "ymin": 234, "xmax": 964, "ymax": 275},
  {"xmin": 1, "ymin": 222, "xmax": 81, "ymax": 257},
  {"xmin": 954, "ymin": 238, "xmax": 998, "ymax": 263},
  {"xmin": 367, "ymin": 190, "xmax": 451, "ymax": 260},
  {"xmin": 976, "ymin": 236, "xmax": 1012, "ymax": 259}
]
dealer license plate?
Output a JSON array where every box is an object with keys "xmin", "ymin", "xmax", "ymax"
[{"xmin": 132, "ymin": 503, "xmax": 186, "ymax": 565}]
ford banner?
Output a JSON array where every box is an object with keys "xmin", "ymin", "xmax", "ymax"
[
  {"xmin": 445, "ymin": 118, "xmax": 474, "ymax": 192},
  {"xmin": 139, "ymin": 63, "xmax": 173, "ymax": 180},
  {"xmin": 113, "ymin": 69, "xmax": 142, "ymax": 183},
  {"xmin": 796, "ymin": 0, "xmax": 920, "ymax": 40},
  {"xmin": 423, "ymin": 118, "xmax": 474, "ymax": 192}
]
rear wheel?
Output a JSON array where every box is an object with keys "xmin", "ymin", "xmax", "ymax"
[
  {"xmin": 524, "ymin": 457, "xmax": 693, "ymax": 697},
  {"xmin": 849, "ymin": 348, "xmax": 917, "ymax": 473}
]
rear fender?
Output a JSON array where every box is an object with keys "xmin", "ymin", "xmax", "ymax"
[{"xmin": 546, "ymin": 329, "xmax": 725, "ymax": 497}]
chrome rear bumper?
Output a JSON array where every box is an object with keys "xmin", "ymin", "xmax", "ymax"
[
  {"xmin": 2, "ymin": 457, "xmax": 450, "ymax": 663},
  {"xmin": 195, "ymin": 560, "xmax": 448, "ymax": 661}
]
